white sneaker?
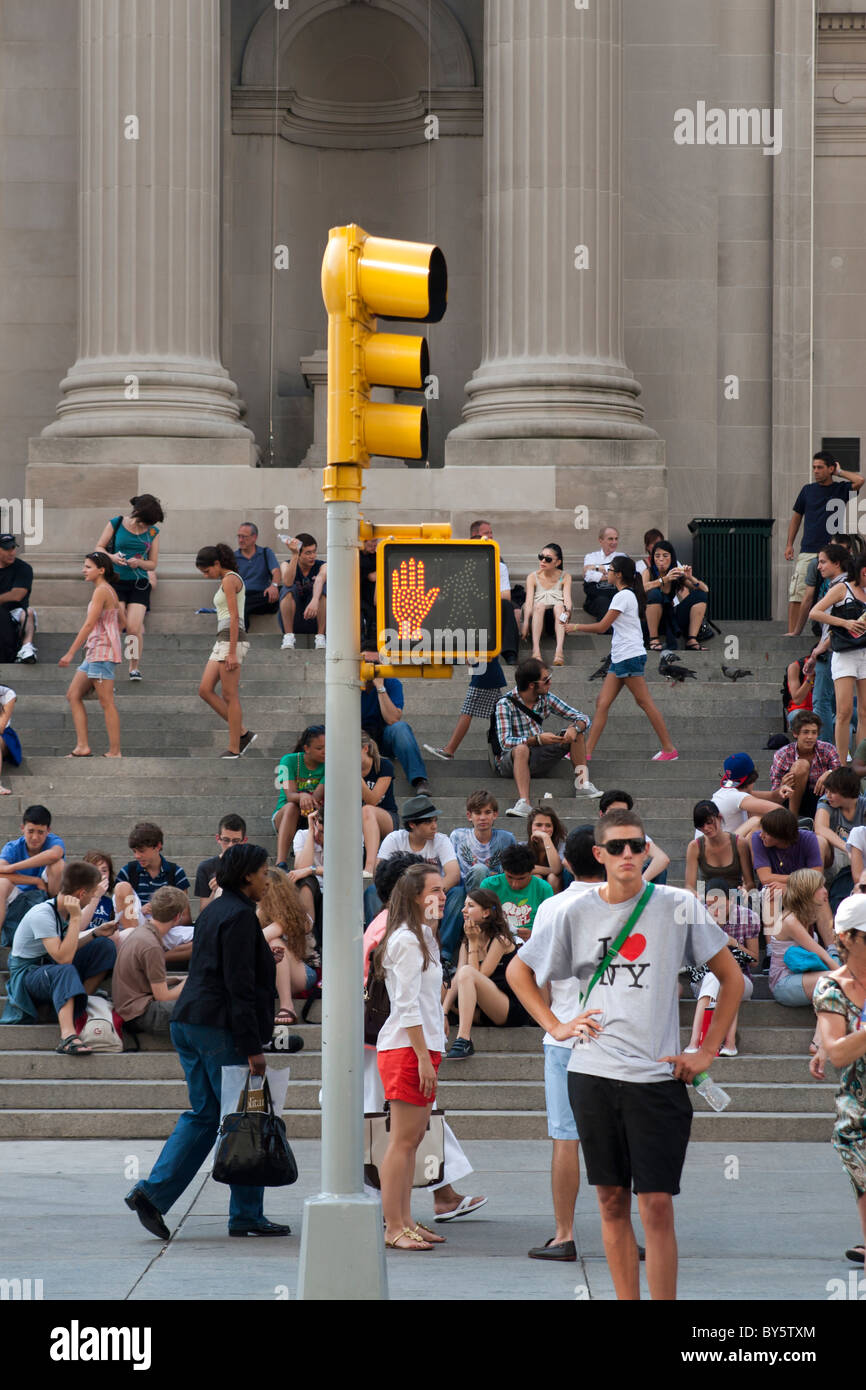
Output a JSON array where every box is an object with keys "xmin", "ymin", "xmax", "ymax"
[
  {"xmin": 16, "ymin": 642, "xmax": 36, "ymax": 663},
  {"xmin": 423, "ymin": 745, "xmax": 454, "ymax": 761},
  {"xmin": 575, "ymin": 779, "xmax": 603, "ymax": 799},
  {"xmin": 314, "ymin": 634, "xmax": 326, "ymax": 650},
  {"xmin": 506, "ymin": 798, "xmax": 533, "ymax": 817},
  {"xmin": 280, "ymin": 633, "xmax": 296, "ymax": 650}
]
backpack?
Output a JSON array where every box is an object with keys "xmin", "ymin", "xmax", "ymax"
[
  {"xmin": 75, "ymin": 995, "xmax": 124, "ymax": 1053},
  {"xmin": 0, "ymin": 887, "xmax": 48, "ymax": 946},
  {"xmin": 487, "ymin": 693, "xmax": 546, "ymax": 768}
]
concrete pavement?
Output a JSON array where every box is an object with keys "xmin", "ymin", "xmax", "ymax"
[{"xmin": 0, "ymin": 1138, "xmax": 860, "ymax": 1303}]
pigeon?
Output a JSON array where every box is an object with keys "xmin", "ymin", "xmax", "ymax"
[
  {"xmin": 659, "ymin": 653, "xmax": 697, "ymax": 684},
  {"xmin": 589, "ymin": 656, "xmax": 611, "ymax": 681},
  {"xmin": 721, "ymin": 665, "xmax": 752, "ymax": 682}
]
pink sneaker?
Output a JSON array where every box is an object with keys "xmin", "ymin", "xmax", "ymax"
[{"xmin": 652, "ymin": 749, "xmax": 679, "ymax": 761}]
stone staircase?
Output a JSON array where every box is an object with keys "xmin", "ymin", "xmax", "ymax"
[{"xmin": 0, "ymin": 624, "xmax": 837, "ymax": 1142}]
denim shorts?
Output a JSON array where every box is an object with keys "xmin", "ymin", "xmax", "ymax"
[
  {"xmin": 304, "ymin": 961, "xmax": 318, "ymax": 991},
  {"xmin": 772, "ymin": 972, "xmax": 809, "ymax": 1007},
  {"xmin": 610, "ymin": 654, "xmax": 647, "ymax": 679},
  {"xmin": 78, "ymin": 659, "xmax": 118, "ymax": 681},
  {"xmin": 544, "ymin": 1043, "xmax": 579, "ymax": 1141}
]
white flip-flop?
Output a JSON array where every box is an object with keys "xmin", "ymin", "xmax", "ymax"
[{"xmin": 433, "ymin": 1195, "xmax": 488, "ymax": 1223}]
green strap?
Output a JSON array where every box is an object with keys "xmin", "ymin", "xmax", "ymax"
[{"xmin": 579, "ymin": 883, "xmax": 655, "ymax": 1007}]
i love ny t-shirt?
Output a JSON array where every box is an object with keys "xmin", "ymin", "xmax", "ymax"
[{"xmin": 518, "ymin": 884, "xmax": 726, "ymax": 1083}]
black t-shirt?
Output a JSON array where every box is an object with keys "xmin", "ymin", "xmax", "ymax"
[
  {"xmin": 365, "ymin": 755, "xmax": 398, "ymax": 816},
  {"xmin": 793, "ymin": 481, "xmax": 852, "ymax": 552},
  {"xmin": 0, "ymin": 557, "xmax": 33, "ymax": 605},
  {"xmin": 194, "ymin": 855, "xmax": 221, "ymax": 898}
]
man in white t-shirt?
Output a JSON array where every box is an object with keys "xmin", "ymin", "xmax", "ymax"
[
  {"xmin": 582, "ymin": 525, "xmax": 628, "ymax": 620},
  {"xmin": 526, "ymin": 827, "xmax": 603, "ymax": 1262},
  {"xmin": 376, "ymin": 793, "xmax": 465, "ymax": 961},
  {"xmin": 507, "ymin": 808, "xmax": 742, "ymax": 1301},
  {"xmin": 701, "ymin": 753, "xmax": 783, "ymax": 840}
]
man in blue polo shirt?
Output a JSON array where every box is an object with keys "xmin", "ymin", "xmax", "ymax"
[
  {"xmin": 0, "ymin": 804, "xmax": 65, "ymax": 944},
  {"xmin": 785, "ymin": 450, "xmax": 863, "ymax": 634},
  {"xmin": 234, "ymin": 522, "xmax": 280, "ymax": 630}
]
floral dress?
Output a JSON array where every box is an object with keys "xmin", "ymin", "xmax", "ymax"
[{"xmin": 813, "ymin": 975, "xmax": 866, "ymax": 1197}]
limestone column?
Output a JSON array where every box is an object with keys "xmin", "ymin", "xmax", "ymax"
[
  {"xmin": 450, "ymin": 0, "xmax": 655, "ymax": 441},
  {"xmin": 44, "ymin": 0, "xmax": 249, "ymax": 438}
]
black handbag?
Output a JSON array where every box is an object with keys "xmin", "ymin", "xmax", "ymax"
[
  {"xmin": 212, "ymin": 1075, "xmax": 298, "ymax": 1187},
  {"xmin": 830, "ymin": 588, "xmax": 866, "ymax": 651},
  {"xmin": 363, "ymin": 947, "xmax": 391, "ymax": 1045}
]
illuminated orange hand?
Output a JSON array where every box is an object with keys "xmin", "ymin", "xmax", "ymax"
[{"xmin": 391, "ymin": 558, "xmax": 440, "ymax": 640}]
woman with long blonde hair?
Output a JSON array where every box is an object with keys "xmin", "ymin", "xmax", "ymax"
[
  {"xmin": 257, "ymin": 867, "xmax": 319, "ymax": 1027},
  {"xmin": 769, "ymin": 869, "xmax": 838, "ymax": 1024},
  {"xmin": 375, "ymin": 863, "xmax": 446, "ymax": 1251}
]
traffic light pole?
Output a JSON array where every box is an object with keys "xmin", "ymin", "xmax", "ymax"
[{"xmin": 296, "ymin": 487, "xmax": 388, "ymax": 1301}]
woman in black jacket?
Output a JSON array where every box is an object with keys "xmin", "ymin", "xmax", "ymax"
[{"xmin": 124, "ymin": 845, "xmax": 301, "ymax": 1240}]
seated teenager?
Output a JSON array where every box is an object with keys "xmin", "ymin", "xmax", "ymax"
[
  {"xmin": 273, "ymin": 725, "xmax": 325, "ymax": 871},
  {"xmin": 193, "ymin": 813, "xmax": 247, "ymax": 911},
  {"xmin": 449, "ymin": 789, "xmax": 517, "ymax": 892},
  {"xmin": 114, "ymin": 821, "xmax": 192, "ymax": 962},
  {"xmin": 0, "ymin": 860, "xmax": 116, "ymax": 1052},
  {"xmin": 814, "ymin": 767, "xmax": 866, "ymax": 910},
  {"xmin": 290, "ymin": 796, "xmax": 325, "ymax": 946},
  {"xmin": 376, "ymin": 792, "xmax": 464, "ymax": 961},
  {"xmin": 480, "ymin": 843, "xmax": 554, "ymax": 941},
  {"xmin": 642, "ymin": 539, "xmax": 710, "ymax": 652},
  {"xmin": 706, "ymin": 752, "xmax": 786, "ymax": 842},
  {"xmin": 443, "ymin": 890, "xmax": 532, "ymax": 1059},
  {"xmin": 361, "ymin": 734, "xmax": 399, "ymax": 875},
  {"xmin": 684, "ymin": 880, "xmax": 759, "ymax": 1057},
  {"xmin": 525, "ymin": 805, "xmax": 566, "ymax": 893},
  {"xmin": 0, "ymin": 804, "xmax": 65, "ymax": 944},
  {"xmin": 750, "ymin": 807, "xmax": 824, "ymax": 923},
  {"xmin": 769, "ymin": 869, "xmax": 838, "ymax": 1031},
  {"xmin": 686, "ymin": 801, "xmax": 754, "ymax": 896},
  {"xmin": 257, "ymin": 867, "xmax": 320, "ymax": 1027},
  {"xmin": 82, "ymin": 850, "xmax": 119, "ymax": 928},
  {"xmin": 769, "ymin": 711, "xmax": 840, "ymax": 820},
  {"xmin": 113, "ymin": 886, "xmax": 188, "ymax": 1036}
]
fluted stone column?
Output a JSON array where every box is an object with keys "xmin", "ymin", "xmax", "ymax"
[
  {"xmin": 44, "ymin": 0, "xmax": 249, "ymax": 438},
  {"xmin": 450, "ymin": 0, "xmax": 655, "ymax": 441}
]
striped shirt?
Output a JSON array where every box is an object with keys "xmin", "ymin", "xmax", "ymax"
[
  {"xmin": 494, "ymin": 688, "xmax": 591, "ymax": 755},
  {"xmin": 85, "ymin": 604, "xmax": 122, "ymax": 663}
]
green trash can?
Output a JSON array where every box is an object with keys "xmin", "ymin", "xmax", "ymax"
[{"xmin": 687, "ymin": 518, "xmax": 775, "ymax": 622}]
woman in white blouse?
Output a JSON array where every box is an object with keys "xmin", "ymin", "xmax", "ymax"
[{"xmin": 375, "ymin": 863, "xmax": 447, "ymax": 1251}]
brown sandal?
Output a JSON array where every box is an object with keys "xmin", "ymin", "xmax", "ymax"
[{"xmin": 385, "ymin": 1227, "xmax": 433, "ymax": 1250}]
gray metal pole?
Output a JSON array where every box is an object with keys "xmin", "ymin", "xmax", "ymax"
[{"xmin": 296, "ymin": 495, "xmax": 388, "ymax": 1300}]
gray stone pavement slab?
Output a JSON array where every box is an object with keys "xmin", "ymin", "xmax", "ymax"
[{"xmin": 0, "ymin": 1138, "xmax": 859, "ymax": 1302}]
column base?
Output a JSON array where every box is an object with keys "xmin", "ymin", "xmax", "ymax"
[
  {"xmin": 296, "ymin": 1194, "xmax": 388, "ymax": 1301},
  {"xmin": 449, "ymin": 366, "xmax": 659, "ymax": 442}
]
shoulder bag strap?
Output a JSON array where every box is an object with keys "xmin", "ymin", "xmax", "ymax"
[
  {"xmin": 579, "ymin": 883, "xmax": 655, "ymax": 1007},
  {"xmin": 509, "ymin": 694, "xmax": 545, "ymax": 728}
]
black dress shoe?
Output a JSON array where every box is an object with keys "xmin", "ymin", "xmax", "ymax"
[
  {"xmin": 125, "ymin": 1187, "xmax": 170, "ymax": 1241},
  {"xmin": 528, "ymin": 1238, "xmax": 576, "ymax": 1261},
  {"xmin": 229, "ymin": 1218, "xmax": 291, "ymax": 1237},
  {"xmin": 264, "ymin": 1031, "xmax": 304, "ymax": 1054}
]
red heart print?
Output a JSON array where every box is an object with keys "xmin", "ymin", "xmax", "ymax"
[{"xmin": 618, "ymin": 933, "xmax": 646, "ymax": 962}]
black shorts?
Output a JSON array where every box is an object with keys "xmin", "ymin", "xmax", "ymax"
[
  {"xmin": 567, "ymin": 1072, "xmax": 693, "ymax": 1194},
  {"xmin": 113, "ymin": 578, "xmax": 152, "ymax": 612}
]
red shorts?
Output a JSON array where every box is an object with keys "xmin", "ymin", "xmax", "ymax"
[{"xmin": 377, "ymin": 1047, "xmax": 442, "ymax": 1107}]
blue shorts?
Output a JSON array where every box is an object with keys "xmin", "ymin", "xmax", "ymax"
[
  {"xmin": 544, "ymin": 1043, "xmax": 579, "ymax": 1141},
  {"xmin": 304, "ymin": 961, "xmax": 318, "ymax": 991},
  {"xmin": 772, "ymin": 972, "xmax": 809, "ymax": 1007},
  {"xmin": 610, "ymin": 654, "xmax": 647, "ymax": 679},
  {"xmin": 78, "ymin": 660, "xmax": 118, "ymax": 681}
]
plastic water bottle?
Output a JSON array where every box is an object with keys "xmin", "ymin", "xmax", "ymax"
[{"xmin": 692, "ymin": 1071, "xmax": 731, "ymax": 1112}]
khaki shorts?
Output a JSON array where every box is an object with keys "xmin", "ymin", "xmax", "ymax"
[
  {"xmin": 788, "ymin": 551, "xmax": 817, "ymax": 603},
  {"xmin": 209, "ymin": 639, "xmax": 250, "ymax": 665}
]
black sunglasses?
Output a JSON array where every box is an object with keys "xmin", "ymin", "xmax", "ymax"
[
  {"xmin": 538, "ymin": 553, "xmax": 555, "ymax": 562},
  {"xmin": 602, "ymin": 838, "xmax": 647, "ymax": 856}
]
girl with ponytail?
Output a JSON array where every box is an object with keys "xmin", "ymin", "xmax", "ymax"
[
  {"xmin": 195, "ymin": 544, "xmax": 256, "ymax": 759},
  {"xmin": 567, "ymin": 554, "xmax": 679, "ymax": 761}
]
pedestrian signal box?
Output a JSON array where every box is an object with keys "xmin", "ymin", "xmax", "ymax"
[{"xmin": 375, "ymin": 539, "xmax": 501, "ymax": 664}]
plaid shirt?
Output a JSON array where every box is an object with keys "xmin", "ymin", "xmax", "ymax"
[
  {"xmin": 687, "ymin": 904, "xmax": 760, "ymax": 983},
  {"xmin": 770, "ymin": 739, "xmax": 840, "ymax": 790},
  {"xmin": 494, "ymin": 688, "xmax": 591, "ymax": 755}
]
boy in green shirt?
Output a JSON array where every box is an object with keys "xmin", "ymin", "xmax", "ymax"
[{"xmin": 481, "ymin": 843, "xmax": 554, "ymax": 940}]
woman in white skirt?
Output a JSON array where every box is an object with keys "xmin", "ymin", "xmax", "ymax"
[
  {"xmin": 195, "ymin": 544, "xmax": 257, "ymax": 760},
  {"xmin": 810, "ymin": 553, "xmax": 866, "ymax": 762},
  {"xmin": 363, "ymin": 852, "xmax": 487, "ymax": 1226}
]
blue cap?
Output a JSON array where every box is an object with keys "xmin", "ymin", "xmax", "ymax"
[{"xmin": 723, "ymin": 753, "xmax": 755, "ymax": 785}]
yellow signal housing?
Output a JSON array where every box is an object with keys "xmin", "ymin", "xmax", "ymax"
[{"xmin": 320, "ymin": 224, "xmax": 447, "ymax": 486}]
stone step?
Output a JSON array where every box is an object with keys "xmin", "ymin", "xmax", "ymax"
[{"xmin": 0, "ymin": 1107, "xmax": 834, "ymax": 1142}]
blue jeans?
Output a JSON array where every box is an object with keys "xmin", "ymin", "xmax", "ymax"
[
  {"xmin": 812, "ymin": 657, "xmax": 857, "ymax": 745},
  {"xmin": 438, "ymin": 885, "xmax": 467, "ymax": 963},
  {"xmin": 136, "ymin": 1021, "xmax": 264, "ymax": 1224},
  {"xmin": 379, "ymin": 721, "xmax": 427, "ymax": 786}
]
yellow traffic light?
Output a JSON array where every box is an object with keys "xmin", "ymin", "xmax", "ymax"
[{"xmin": 320, "ymin": 225, "xmax": 447, "ymax": 472}]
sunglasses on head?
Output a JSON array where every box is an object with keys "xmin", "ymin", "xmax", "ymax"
[
  {"xmin": 602, "ymin": 838, "xmax": 647, "ymax": 856},
  {"xmin": 538, "ymin": 553, "xmax": 555, "ymax": 562}
]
